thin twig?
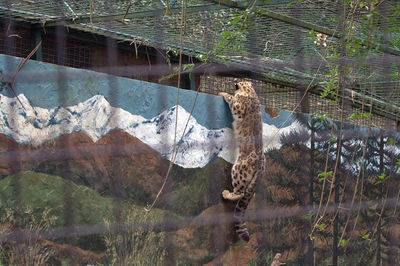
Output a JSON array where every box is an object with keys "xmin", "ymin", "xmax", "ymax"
[
  {"xmin": 145, "ymin": 46, "xmax": 151, "ymax": 71},
  {"xmin": 339, "ymin": 135, "xmax": 368, "ymax": 248},
  {"xmin": 116, "ymin": 2, "xmax": 132, "ymax": 25}
]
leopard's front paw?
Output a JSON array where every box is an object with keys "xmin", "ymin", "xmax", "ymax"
[
  {"xmin": 222, "ymin": 190, "xmax": 230, "ymax": 199},
  {"xmin": 218, "ymin": 92, "xmax": 229, "ymax": 98}
]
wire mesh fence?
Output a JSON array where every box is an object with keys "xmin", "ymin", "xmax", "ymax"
[{"xmin": 0, "ymin": 0, "xmax": 399, "ymax": 265}]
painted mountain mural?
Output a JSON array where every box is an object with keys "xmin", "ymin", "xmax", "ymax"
[{"xmin": 0, "ymin": 91, "xmax": 398, "ymax": 265}]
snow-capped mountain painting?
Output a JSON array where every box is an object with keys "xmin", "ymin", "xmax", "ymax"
[{"xmin": 0, "ymin": 93, "xmax": 301, "ymax": 168}]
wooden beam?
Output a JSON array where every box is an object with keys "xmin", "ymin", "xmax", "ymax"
[{"xmin": 45, "ymin": 4, "xmax": 229, "ymax": 27}]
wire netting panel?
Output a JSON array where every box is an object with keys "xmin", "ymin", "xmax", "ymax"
[
  {"xmin": 200, "ymin": 73, "xmax": 399, "ymax": 129},
  {"xmin": 42, "ymin": 34, "xmax": 92, "ymax": 68},
  {"xmin": 308, "ymin": 92, "xmax": 398, "ymax": 129},
  {"xmin": 200, "ymin": 74, "xmax": 301, "ymax": 111},
  {"xmin": 0, "ymin": 1, "xmax": 399, "ymax": 265},
  {"xmin": 0, "ymin": 22, "xmax": 32, "ymax": 58}
]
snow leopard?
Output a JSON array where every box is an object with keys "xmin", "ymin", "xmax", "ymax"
[{"xmin": 219, "ymin": 81, "xmax": 265, "ymax": 242}]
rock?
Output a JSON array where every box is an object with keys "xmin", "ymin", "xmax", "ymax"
[
  {"xmin": 204, "ymin": 232, "xmax": 263, "ymax": 266},
  {"xmin": 170, "ymin": 202, "xmax": 263, "ymax": 264}
]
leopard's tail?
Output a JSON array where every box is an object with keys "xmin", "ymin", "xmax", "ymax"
[{"xmin": 233, "ymin": 169, "xmax": 262, "ymax": 242}]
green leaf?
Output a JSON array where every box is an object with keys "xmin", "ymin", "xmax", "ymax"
[
  {"xmin": 340, "ymin": 239, "xmax": 349, "ymax": 247},
  {"xmin": 362, "ymin": 112, "xmax": 372, "ymax": 119},
  {"xmin": 350, "ymin": 110, "xmax": 362, "ymax": 120},
  {"xmin": 183, "ymin": 63, "xmax": 194, "ymax": 71},
  {"xmin": 375, "ymin": 173, "xmax": 389, "ymax": 184},
  {"xmin": 362, "ymin": 233, "xmax": 370, "ymax": 240},
  {"xmin": 196, "ymin": 54, "xmax": 208, "ymax": 62},
  {"xmin": 387, "ymin": 137, "xmax": 397, "ymax": 146},
  {"xmin": 318, "ymin": 171, "xmax": 333, "ymax": 182},
  {"xmin": 287, "ymin": 0, "xmax": 302, "ymax": 7},
  {"xmin": 316, "ymin": 113, "xmax": 328, "ymax": 122},
  {"xmin": 316, "ymin": 223, "xmax": 327, "ymax": 231},
  {"xmin": 369, "ymin": 203, "xmax": 378, "ymax": 211},
  {"xmin": 302, "ymin": 212, "xmax": 313, "ymax": 223}
]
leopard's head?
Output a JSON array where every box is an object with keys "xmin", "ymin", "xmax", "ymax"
[{"xmin": 234, "ymin": 81, "xmax": 256, "ymax": 97}]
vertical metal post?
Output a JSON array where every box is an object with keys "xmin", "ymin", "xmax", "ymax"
[
  {"xmin": 376, "ymin": 133, "xmax": 384, "ymax": 266},
  {"xmin": 333, "ymin": 2, "xmax": 348, "ymax": 264},
  {"xmin": 3, "ymin": 6, "xmax": 22, "ymax": 229},
  {"xmin": 288, "ymin": 5, "xmax": 313, "ymax": 264},
  {"xmin": 31, "ymin": 24, "xmax": 42, "ymax": 61},
  {"xmin": 307, "ymin": 116, "xmax": 316, "ymax": 266},
  {"xmin": 333, "ymin": 140, "xmax": 341, "ymax": 266},
  {"xmin": 104, "ymin": 0, "xmax": 123, "ymax": 242},
  {"xmin": 55, "ymin": 23, "xmax": 75, "ymax": 244},
  {"xmin": 189, "ymin": 72, "xmax": 196, "ymax": 90}
]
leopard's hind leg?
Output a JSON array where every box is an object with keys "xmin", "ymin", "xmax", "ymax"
[{"xmin": 222, "ymin": 162, "xmax": 247, "ymax": 201}]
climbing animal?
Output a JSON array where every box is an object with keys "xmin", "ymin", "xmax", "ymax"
[{"xmin": 219, "ymin": 81, "xmax": 265, "ymax": 242}]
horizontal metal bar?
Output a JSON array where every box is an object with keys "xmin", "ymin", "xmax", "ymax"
[
  {"xmin": 0, "ymin": 197, "xmax": 397, "ymax": 242},
  {"xmin": 0, "ymin": 6, "xmax": 59, "ymax": 19}
]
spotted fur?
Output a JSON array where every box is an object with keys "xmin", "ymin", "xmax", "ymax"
[{"xmin": 219, "ymin": 81, "xmax": 265, "ymax": 242}]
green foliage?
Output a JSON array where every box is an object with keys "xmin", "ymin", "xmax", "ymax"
[
  {"xmin": 340, "ymin": 238, "xmax": 349, "ymax": 247},
  {"xmin": 197, "ymin": 9, "xmax": 252, "ymax": 65},
  {"xmin": 349, "ymin": 109, "xmax": 372, "ymax": 120},
  {"xmin": 302, "ymin": 211, "xmax": 313, "ymax": 223},
  {"xmin": 308, "ymin": 29, "xmax": 316, "ymax": 41},
  {"xmin": 375, "ymin": 173, "xmax": 389, "ymax": 185},
  {"xmin": 387, "ymin": 4, "xmax": 400, "ymax": 48},
  {"xmin": 287, "ymin": 0, "xmax": 306, "ymax": 8},
  {"xmin": 313, "ymin": 113, "xmax": 329, "ymax": 123},
  {"xmin": 362, "ymin": 232, "xmax": 370, "ymax": 240},
  {"xmin": 387, "ymin": 137, "xmax": 397, "ymax": 146},
  {"xmin": 390, "ymin": 71, "xmax": 400, "ymax": 80},
  {"xmin": 320, "ymin": 67, "xmax": 338, "ymax": 100},
  {"xmin": 318, "ymin": 171, "xmax": 333, "ymax": 182},
  {"xmin": 315, "ymin": 222, "xmax": 327, "ymax": 232},
  {"xmin": 369, "ymin": 203, "xmax": 378, "ymax": 212},
  {"xmin": 183, "ymin": 63, "xmax": 195, "ymax": 72}
]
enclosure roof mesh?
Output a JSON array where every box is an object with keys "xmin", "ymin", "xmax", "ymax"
[{"xmin": 1, "ymin": 0, "xmax": 400, "ymax": 116}]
